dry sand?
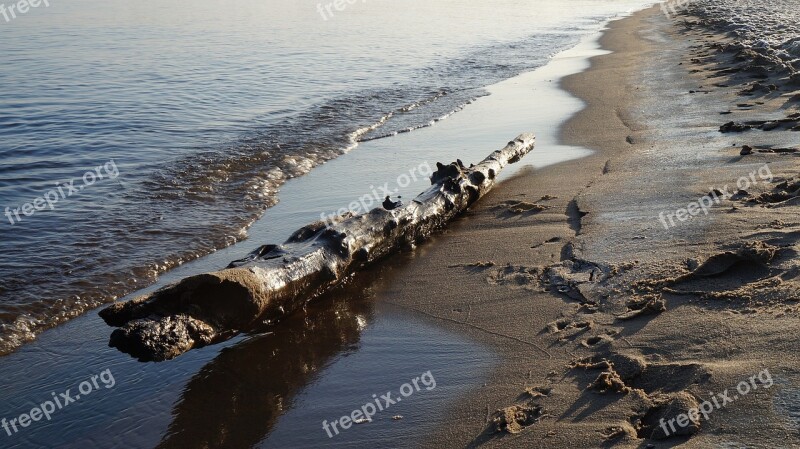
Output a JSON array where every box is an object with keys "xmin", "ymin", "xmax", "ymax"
[{"xmin": 376, "ymin": 5, "xmax": 800, "ymax": 448}]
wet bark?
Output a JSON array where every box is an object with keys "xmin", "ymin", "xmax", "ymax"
[{"xmin": 99, "ymin": 133, "xmax": 535, "ymax": 361}]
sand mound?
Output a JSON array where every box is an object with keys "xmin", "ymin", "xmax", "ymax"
[{"xmin": 491, "ymin": 405, "xmax": 545, "ymax": 434}]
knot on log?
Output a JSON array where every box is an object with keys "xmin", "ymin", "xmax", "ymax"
[
  {"xmin": 228, "ymin": 244, "xmax": 286, "ymax": 268},
  {"xmin": 286, "ymin": 221, "xmax": 329, "ymax": 243},
  {"xmin": 431, "ymin": 161, "xmax": 467, "ymax": 185}
]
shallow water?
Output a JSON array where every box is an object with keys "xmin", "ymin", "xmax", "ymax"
[
  {"xmin": 0, "ymin": 264, "xmax": 497, "ymax": 449},
  {"xmin": 0, "ymin": 24, "xmax": 620, "ymax": 448},
  {"xmin": 1, "ymin": 0, "xmax": 653, "ymax": 356}
]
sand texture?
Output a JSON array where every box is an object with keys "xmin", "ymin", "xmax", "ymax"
[{"xmin": 374, "ymin": 5, "xmax": 800, "ymax": 448}]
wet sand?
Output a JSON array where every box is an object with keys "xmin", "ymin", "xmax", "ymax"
[{"xmin": 379, "ymin": 5, "xmax": 800, "ymax": 448}]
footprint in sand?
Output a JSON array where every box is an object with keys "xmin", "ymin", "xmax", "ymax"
[{"xmin": 572, "ymin": 352, "xmax": 712, "ymax": 440}]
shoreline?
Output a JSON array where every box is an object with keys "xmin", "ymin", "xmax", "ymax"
[
  {"xmin": 5, "ymin": 2, "xmax": 800, "ymax": 447},
  {"xmin": 392, "ymin": 3, "xmax": 800, "ymax": 448},
  {"xmin": 0, "ymin": 8, "xmax": 644, "ymax": 448},
  {"xmin": 1, "ymin": 0, "xmax": 632, "ymax": 359},
  {"xmin": 0, "ymin": 6, "xmax": 624, "ymax": 360},
  {"xmin": 375, "ymin": 8, "xmax": 662, "ymax": 447}
]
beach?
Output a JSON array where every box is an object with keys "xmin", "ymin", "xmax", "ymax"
[
  {"xmin": 392, "ymin": 4, "xmax": 800, "ymax": 447},
  {"xmin": 3, "ymin": 1, "xmax": 800, "ymax": 448}
]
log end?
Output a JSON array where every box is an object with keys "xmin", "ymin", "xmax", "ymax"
[
  {"xmin": 99, "ymin": 269, "xmax": 269, "ymax": 361},
  {"xmin": 108, "ymin": 314, "xmax": 217, "ymax": 362}
]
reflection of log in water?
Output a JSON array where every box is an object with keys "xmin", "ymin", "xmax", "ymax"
[
  {"xmin": 156, "ymin": 286, "xmax": 373, "ymax": 449},
  {"xmin": 100, "ymin": 134, "xmax": 535, "ymax": 362}
]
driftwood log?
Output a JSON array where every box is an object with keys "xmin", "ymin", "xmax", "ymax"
[{"xmin": 100, "ymin": 133, "xmax": 535, "ymax": 361}]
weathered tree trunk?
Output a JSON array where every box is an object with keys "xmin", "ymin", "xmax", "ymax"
[{"xmin": 100, "ymin": 134, "xmax": 535, "ymax": 361}]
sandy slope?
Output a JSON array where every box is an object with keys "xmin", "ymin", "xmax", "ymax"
[{"xmin": 378, "ymin": 5, "xmax": 800, "ymax": 448}]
